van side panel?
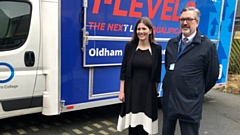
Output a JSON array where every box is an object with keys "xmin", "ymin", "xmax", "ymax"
[
  {"xmin": 59, "ymin": 0, "xmax": 233, "ymax": 112},
  {"xmin": 61, "ymin": 0, "xmax": 90, "ymax": 105}
]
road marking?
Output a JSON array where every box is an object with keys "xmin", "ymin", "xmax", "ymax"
[
  {"xmin": 93, "ymin": 123, "xmax": 102, "ymax": 128},
  {"xmin": 101, "ymin": 121, "xmax": 113, "ymax": 126},
  {"xmin": 72, "ymin": 129, "xmax": 83, "ymax": 134},
  {"xmin": 99, "ymin": 130, "xmax": 109, "ymax": 135},
  {"xmin": 108, "ymin": 127, "xmax": 118, "ymax": 132},
  {"xmin": 30, "ymin": 126, "xmax": 39, "ymax": 131},
  {"xmin": 83, "ymin": 126, "xmax": 93, "ymax": 131},
  {"xmin": 16, "ymin": 129, "xmax": 26, "ymax": 135},
  {"xmin": 62, "ymin": 133, "xmax": 70, "ymax": 135},
  {"xmin": 2, "ymin": 132, "xmax": 11, "ymax": 135}
]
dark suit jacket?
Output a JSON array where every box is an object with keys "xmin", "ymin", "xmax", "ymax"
[{"xmin": 120, "ymin": 41, "xmax": 162, "ymax": 83}]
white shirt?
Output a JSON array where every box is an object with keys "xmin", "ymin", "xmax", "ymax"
[
  {"xmin": 182, "ymin": 30, "xmax": 197, "ymax": 43},
  {"xmin": 136, "ymin": 47, "xmax": 152, "ymax": 55}
]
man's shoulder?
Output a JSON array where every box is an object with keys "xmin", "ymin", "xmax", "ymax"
[
  {"xmin": 200, "ymin": 35, "xmax": 214, "ymax": 45},
  {"xmin": 197, "ymin": 35, "xmax": 217, "ymax": 52}
]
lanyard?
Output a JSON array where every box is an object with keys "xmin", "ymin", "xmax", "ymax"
[{"xmin": 176, "ymin": 40, "xmax": 182, "ymax": 60}]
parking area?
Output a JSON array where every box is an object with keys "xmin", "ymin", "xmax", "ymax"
[{"xmin": 0, "ymin": 90, "xmax": 240, "ymax": 135}]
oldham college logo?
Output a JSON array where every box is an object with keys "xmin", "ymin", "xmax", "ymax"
[{"xmin": 0, "ymin": 62, "xmax": 14, "ymax": 83}]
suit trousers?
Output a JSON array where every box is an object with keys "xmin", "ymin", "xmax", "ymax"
[{"xmin": 162, "ymin": 116, "xmax": 200, "ymax": 135}]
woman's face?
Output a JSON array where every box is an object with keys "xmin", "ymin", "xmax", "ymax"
[{"xmin": 136, "ymin": 22, "xmax": 152, "ymax": 42}]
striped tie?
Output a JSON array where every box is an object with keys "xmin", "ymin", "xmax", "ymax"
[{"xmin": 183, "ymin": 37, "xmax": 188, "ymax": 43}]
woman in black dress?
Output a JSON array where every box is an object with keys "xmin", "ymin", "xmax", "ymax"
[{"xmin": 117, "ymin": 17, "xmax": 162, "ymax": 135}]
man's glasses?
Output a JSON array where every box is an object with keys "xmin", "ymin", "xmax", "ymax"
[{"xmin": 179, "ymin": 18, "xmax": 196, "ymax": 23}]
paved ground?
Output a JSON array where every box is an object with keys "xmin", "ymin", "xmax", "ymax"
[
  {"xmin": 0, "ymin": 90, "xmax": 239, "ymax": 135},
  {"xmin": 0, "ymin": 104, "xmax": 127, "ymax": 135},
  {"xmin": 157, "ymin": 90, "xmax": 240, "ymax": 135},
  {"xmin": 199, "ymin": 90, "xmax": 240, "ymax": 135}
]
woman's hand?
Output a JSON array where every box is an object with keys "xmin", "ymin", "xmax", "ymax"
[
  {"xmin": 119, "ymin": 80, "xmax": 125, "ymax": 102},
  {"xmin": 119, "ymin": 91, "xmax": 125, "ymax": 102}
]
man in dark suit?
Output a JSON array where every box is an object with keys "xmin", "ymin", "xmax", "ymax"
[{"xmin": 161, "ymin": 7, "xmax": 219, "ymax": 135}]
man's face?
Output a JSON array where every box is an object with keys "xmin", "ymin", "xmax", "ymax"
[{"xmin": 179, "ymin": 10, "xmax": 199, "ymax": 37}]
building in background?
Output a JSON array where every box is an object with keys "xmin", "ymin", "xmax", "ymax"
[{"xmin": 234, "ymin": 0, "xmax": 240, "ymax": 30}]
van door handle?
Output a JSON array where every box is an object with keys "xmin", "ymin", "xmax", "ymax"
[{"xmin": 24, "ymin": 51, "xmax": 35, "ymax": 67}]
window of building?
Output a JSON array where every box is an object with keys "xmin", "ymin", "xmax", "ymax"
[{"xmin": 235, "ymin": 17, "xmax": 240, "ymax": 26}]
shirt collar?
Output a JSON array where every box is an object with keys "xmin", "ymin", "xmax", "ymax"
[
  {"xmin": 182, "ymin": 30, "xmax": 197, "ymax": 42},
  {"xmin": 136, "ymin": 47, "xmax": 152, "ymax": 55}
]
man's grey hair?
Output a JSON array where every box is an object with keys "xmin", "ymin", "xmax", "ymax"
[{"xmin": 181, "ymin": 7, "xmax": 201, "ymax": 21}]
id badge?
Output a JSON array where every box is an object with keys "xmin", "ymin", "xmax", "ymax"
[{"xmin": 169, "ymin": 63, "xmax": 175, "ymax": 70}]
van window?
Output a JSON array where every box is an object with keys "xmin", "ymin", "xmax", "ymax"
[{"xmin": 0, "ymin": 2, "xmax": 31, "ymax": 51}]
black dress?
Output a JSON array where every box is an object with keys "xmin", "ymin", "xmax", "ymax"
[{"xmin": 117, "ymin": 48, "xmax": 158, "ymax": 134}]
